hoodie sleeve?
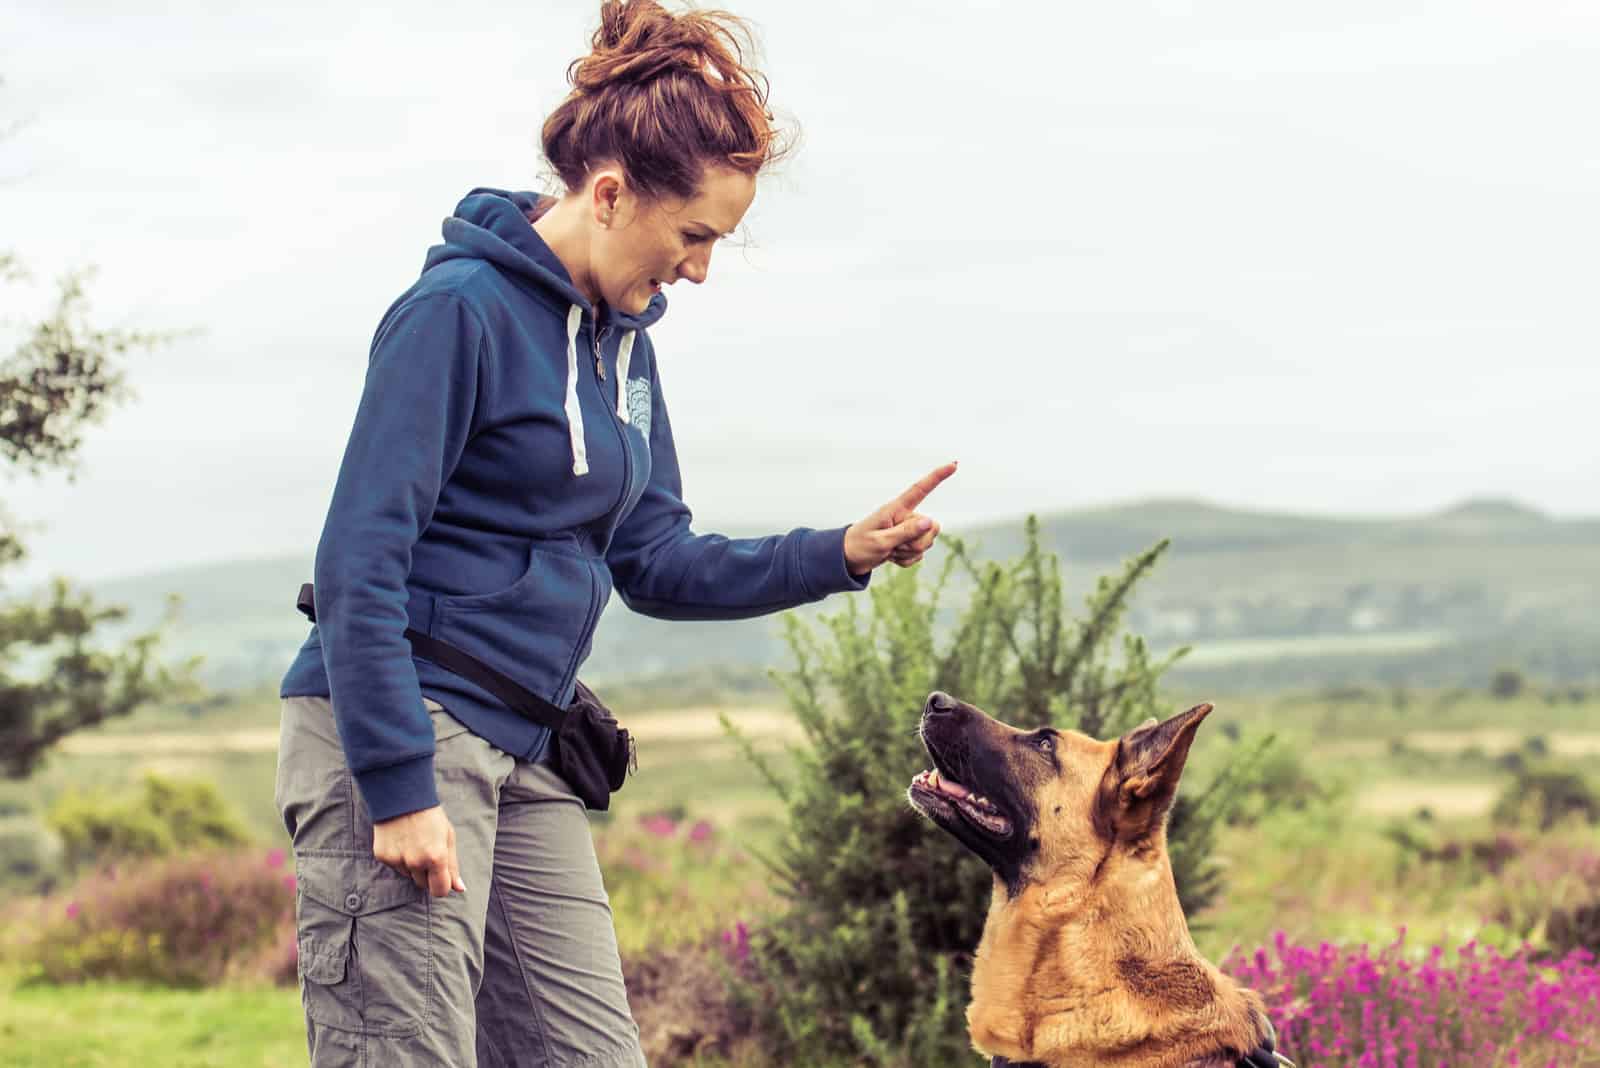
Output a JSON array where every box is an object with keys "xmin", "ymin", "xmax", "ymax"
[
  {"xmin": 313, "ymin": 294, "xmax": 486, "ymax": 823},
  {"xmin": 606, "ymin": 357, "xmax": 868, "ymax": 621}
]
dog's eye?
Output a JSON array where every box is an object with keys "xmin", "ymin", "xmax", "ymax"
[{"xmin": 1035, "ymin": 734, "xmax": 1055, "ymax": 754}]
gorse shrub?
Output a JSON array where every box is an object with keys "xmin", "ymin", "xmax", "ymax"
[
  {"xmin": 45, "ymin": 771, "xmax": 252, "ymax": 873},
  {"xmin": 19, "ymin": 846, "xmax": 295, "ymax": 986},
  {"xmin": 725, "ymin": 519, "xmax": 1265, "ymax": 1065}
]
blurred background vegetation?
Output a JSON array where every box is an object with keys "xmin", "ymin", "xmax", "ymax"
[{"xmin": 2, "ymin": 511, "xmax": 1597, "ymax": 1065}]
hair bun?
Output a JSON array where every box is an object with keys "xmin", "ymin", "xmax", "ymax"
[
  {"xmin": 543, "ymin": 0, "xmax": 790, "ymax": 201},
  {"xmin": 574, "ymin": 0, "xmax": 713, "ymax": 92}
]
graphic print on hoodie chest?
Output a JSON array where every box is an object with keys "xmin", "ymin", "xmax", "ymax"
[{"xmin": 626, "ymin": 377, "xmax": 652, "ymax": 442}]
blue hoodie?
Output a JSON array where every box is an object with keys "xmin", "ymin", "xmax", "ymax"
[{"xmin": 280, "ymin": 188, "xmax": 868, "ymax": 823}]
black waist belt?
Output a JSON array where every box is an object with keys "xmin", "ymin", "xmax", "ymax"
[{"xmin": 296, "ymin": 583, "xmax": 570, "ymax": 733}]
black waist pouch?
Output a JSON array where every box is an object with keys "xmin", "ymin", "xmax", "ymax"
[
  {"xmin": 297, "ymin": 583, "xmax": 635, "ymax": 811},
  {"xmin": 554, "ymin": 680, "xmax": 636, "ymax": 810}
]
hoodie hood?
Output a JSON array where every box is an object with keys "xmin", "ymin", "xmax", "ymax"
[
  {"xmin": 425, "ymin": 187, "xmax": 668, "ymax": 332},
  {"xmin": 425, "ymin": 187, "xmax": 666, "ymax": 477}
]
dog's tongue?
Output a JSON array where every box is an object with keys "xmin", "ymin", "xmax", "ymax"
[{"xmin": 929, "ymin": 769, "xmax": 970, "ymax": 800}]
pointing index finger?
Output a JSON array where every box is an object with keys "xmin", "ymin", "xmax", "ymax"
[{"xmin": 896, "ymin": 461, "xmax": 958, "ymax": 512}]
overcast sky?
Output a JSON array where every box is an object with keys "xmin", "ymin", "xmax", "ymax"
[{"xmin": 3, "ymin": 0, "xmax": 1596, "ymax": 586}]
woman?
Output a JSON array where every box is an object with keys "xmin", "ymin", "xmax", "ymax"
[{"xmin": 275, "ymin": 2, "xmax": 953, "ymax": 1064}]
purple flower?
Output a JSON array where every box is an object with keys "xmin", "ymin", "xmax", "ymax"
[
  {"xmin": 721, "ymin": 920, "xmax": 750, "ymax": 964},
  {"xmin": 639, "ymin": 814, "xmax": 677, "ymax": 838},
  {"xmin": 1223, "ymin": 931, "xmax": 1600, "ymax": 1065}
]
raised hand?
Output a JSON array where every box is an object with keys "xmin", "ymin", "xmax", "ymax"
[{"xmin": 843, "ymin": 461, "xmax": 957, "ymax": 575}]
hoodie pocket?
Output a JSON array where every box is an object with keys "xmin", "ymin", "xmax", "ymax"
[{"xmin": 431, "ymin": 538, "xmax": 611, "ymax": 703}]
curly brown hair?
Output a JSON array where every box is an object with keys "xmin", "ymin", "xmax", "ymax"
[{"xmin": 541, "ymin": 0, "xmax": 793, "ymax": 202}]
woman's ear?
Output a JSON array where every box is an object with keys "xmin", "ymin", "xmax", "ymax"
[{"xmin": 589, "ymin": 167, "xmax": 625, "ymax": 227}]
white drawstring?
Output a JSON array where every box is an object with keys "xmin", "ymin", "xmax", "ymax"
[
  {"xmin": 615, "ymin": 330, "xmax": 636, "ymax": 422},
  {"xmin": 563, "ymin": 304, "xmax": 588, "ymax": 476}
]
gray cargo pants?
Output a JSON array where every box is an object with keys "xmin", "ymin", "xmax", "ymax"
[{"xmin": 274, "ymin": 695, "xmax": 648, "ymax": 1067}]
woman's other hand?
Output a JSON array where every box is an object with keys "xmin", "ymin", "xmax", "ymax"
[
  {"xmin": 373, "ymin": 804, "xmax": 467, "ymax": 898},
  {"xmin": 843, "ymin": 461, "xmax": 957, "ymax": 574}
]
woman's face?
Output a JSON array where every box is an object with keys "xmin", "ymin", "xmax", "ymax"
[{"xmin": 592, "ymin": 165, "xmax": 756, "ymax": 316}]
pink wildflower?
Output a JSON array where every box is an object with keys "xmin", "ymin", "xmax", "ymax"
[{"xmin": 639, "ymin": 814, "xmax": 676, "ymax": 838}]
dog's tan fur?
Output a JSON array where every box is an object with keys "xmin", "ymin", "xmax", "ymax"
[{"xmin": 911, "ymin": 697, "xmax": 1271, "ymax": 1068}]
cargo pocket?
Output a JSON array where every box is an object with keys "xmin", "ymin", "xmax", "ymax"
[{"xmin": 294, "ymin": 851, "xmax": 432, "ymax": 1037}]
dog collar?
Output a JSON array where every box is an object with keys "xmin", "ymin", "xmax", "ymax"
[{"xmin": 991, "ymin": 1042, "xmax": 1295, "ymax": 1067}]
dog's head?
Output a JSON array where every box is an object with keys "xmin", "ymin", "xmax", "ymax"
[{"xmin": 907, "ymin": 691, "xmax": 1212, "ymax": 895}]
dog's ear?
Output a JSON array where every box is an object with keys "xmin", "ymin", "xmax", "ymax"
[{"xmin": 1094, "ymin": 703, "xmax": 1213, "ymax": 842}]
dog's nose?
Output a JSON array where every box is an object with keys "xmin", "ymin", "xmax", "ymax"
[{"xmin": 926, "ymin": 691, "xmax": 959, "ymax": 715}]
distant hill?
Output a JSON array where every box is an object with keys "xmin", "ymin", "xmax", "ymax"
[{"xmin": 69, "ymin": 497, "xmax": 1600, "ymax": 693}]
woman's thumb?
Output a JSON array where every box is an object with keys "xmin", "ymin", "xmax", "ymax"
[{"xmin": 886, "ymin": 513, "xmax": 933, "ymax": 546}]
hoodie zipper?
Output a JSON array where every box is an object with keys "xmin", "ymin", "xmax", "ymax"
[
  {"xmin": 561, "ymin": 315, "xmax": 630, "ymax": 702},
  {"xmin": 557, "ymin": 559, "xmax": 602, "ymax": 704},
  {"xmin": 586, "ymin": 319, "xmax": 633, "ymax": 520}
]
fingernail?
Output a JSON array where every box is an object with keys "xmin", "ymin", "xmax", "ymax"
[{"xmin": 918, "ymin": 517, "xmax": 933, "ymax": 531}]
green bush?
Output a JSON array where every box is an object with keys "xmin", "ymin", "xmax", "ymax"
[
  {"xmin": 45, "ymin": 771, "xmax": 253, "ymax": 873},
  {"xmin": 1223, "ymin": 731, "xmax": 1339, "ymax": 827},
  {"xmin": 1489, "ymin": 667, "xmax": 1526, "ymax": 699},
  {"xmin": 1491, "ymin": 766, "xmax": 1600, "ymax": 831},
  {"xmin": 725, "ymin": 519, "xmax": 1261, "ymax": 1065},
  {"xmin": 18, "ymin": 846, "xmax": 295, "ymax": 986},
  {"xmin": 0, "ymin": 815, "xmax": 62, "ymax": 892}
]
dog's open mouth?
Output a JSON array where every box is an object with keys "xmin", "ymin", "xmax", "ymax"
[{"xmin": 909, "ymin": 768, "xmax": 1013, "ymax": 837}]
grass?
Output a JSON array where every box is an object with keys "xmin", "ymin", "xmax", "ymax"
[
  {"xmin": 0, "ymin": 966, "xmax": 304, "ymax": 1068},
  {"xmin": 0, "ymin": 960, "xmax": 827, "ymax": 1068}
]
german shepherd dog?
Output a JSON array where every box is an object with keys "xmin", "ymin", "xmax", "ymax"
[{"xmin": 907, "ymin": 692, "xmax": 1293, "ymax": 1068}]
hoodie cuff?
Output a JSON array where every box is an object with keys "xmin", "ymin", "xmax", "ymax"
[
  {"xmin": 800, "ymin": 525, "xmax": 872, "ymax": 598},
  {"xmin": 355, "ymin": 754, "xmax": 440, "ymax": 825}
]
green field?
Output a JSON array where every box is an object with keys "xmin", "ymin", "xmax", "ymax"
[{"xmin": 3, "ymin": 682, "xmax": 1597, "ymax": 1065}]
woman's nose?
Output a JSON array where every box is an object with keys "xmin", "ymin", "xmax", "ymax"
[{"xmin": 679, "ymin": 251, "xmax": 710, "ymax": 285}]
